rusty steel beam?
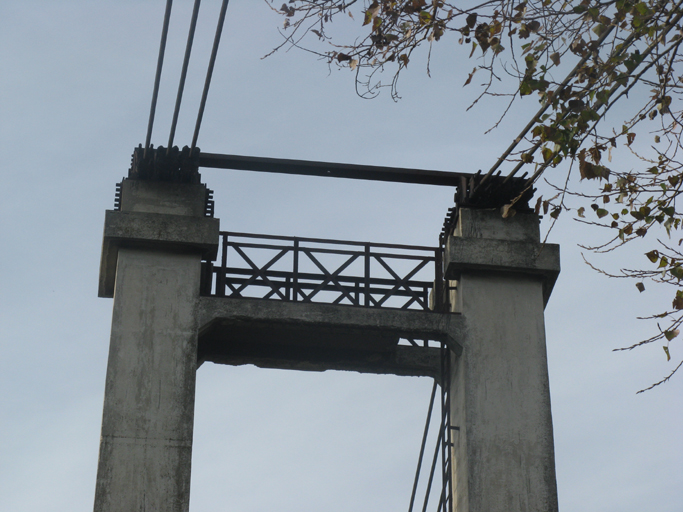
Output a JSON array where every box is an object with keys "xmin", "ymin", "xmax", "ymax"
[{"xmin": 198, "ymin": 152, "xmax": 468, "ymax": 186}]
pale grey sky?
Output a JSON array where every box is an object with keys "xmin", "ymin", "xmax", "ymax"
[{"xmin": 1, "ymin": 1, "xmax": 681, "ymax": 511}]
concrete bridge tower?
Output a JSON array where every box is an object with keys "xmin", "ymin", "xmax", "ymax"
[{"xmin": 93, "ymin": 149, "xmax": 560, "ymax": 512}]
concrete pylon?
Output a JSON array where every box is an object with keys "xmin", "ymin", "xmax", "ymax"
[
  {"xmin": 444, "ymin": 208, "xmax": 560, "ymax": 512},
  {"xmin": 94, "ymin": 180, "xmax": 219, "ymax": 512}
]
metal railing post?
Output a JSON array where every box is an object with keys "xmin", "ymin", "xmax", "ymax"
[
  {"xmin": 292, "ymin": 238, "xmax": 299, "ymax": 302},
  {"xmin": 364, "ymin": 244, "xmax": 371, "ymax": 307},
  {"xmin": 217, "ymin": 233, "xmax": 228, "ymax": 297},
  {"xmin": 200, "ymin": 260, "xmax": 213, "ymax": 295},
  {"xmin": 435, "ymin": 247, "xmax": 444, "ymax": 312}
]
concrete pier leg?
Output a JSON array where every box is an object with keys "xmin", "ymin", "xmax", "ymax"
[
  {"xmin": 94, "ymin": 181, "xmax": 219, "ymax": 512},
  {"xmin": 444, "ymin": 208, "xmax": 560, "ymax": 512},
  {"xmin": 94, "ymin": 248, "xmax": 200, "ymax": 512}
]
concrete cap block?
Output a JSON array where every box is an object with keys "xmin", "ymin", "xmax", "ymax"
[
  {"xmin": 119, "ymin": 180, "xmax": 208, "ymax": 217},
  {"xmin": 456, "ymin": 208, "xmax": 541, "ymax": 242},
  {"xmin": 98, "ymin": 210, "xmax": 219, "ymax": 298},
  {"xmin": 445, "ymin": 237, "xmax": 560, "ymax": 306}
]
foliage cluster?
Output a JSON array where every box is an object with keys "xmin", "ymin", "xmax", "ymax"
[{"xmin": 269, "ymin": 0, "xmax": 683, "ymax": 389}]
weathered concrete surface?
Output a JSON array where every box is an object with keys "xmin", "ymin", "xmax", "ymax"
[
  {"xmin": 119, "ymin": 180, "xmax": 208, "ymax": 216},
  {"xmin": 99, "ymin": 209, "xmax": 218, "ymax": 298},
  {"xmin": 445, "ymin": 210, "xmax": 560, "ymax": 307},
  {"xmin": 94, "ymin": 248, "xmax": 200, "ymax": 512},
  {"xmin": 94, "ymin": 179, "xmax": 216, "ymax": 512},
  {"xmin": 198, "ymin": 297, "xmax": 463, "ymax": 378},
  {"xmin": 446, "ymin": 208, "xmax": 560, "ymax": 512}
]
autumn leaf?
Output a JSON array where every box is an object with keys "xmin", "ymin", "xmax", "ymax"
[
  {"xmin": 541, "ymin": 146, "xmax": 554, "ymax": 163},
  {"xmin": 672, "ymin": 290, "xmax": 683, "ymax": 309},
  {"xmin": 363, "ymin": 3, "xmax": 380, "ymax": 26},
  {"xmin": 579, "ymin": 160, "xmax": 610, "ymax": 180},
  {"xmin": 663, "ymin": 346, "xmax": 671, "ymax": 361},
  {"xmin": 568, "ymin": 99, "xmax": 585, "ymax": 111},
  {"xmin": 636, "ymin": 282, "xmax": 645, "ymax": 292},
  {"xmin": 526, "ymin": 20, "xmax": 541, "ymax": 32},
  {"xmin": 550, "ymin": 52, "xmax": 561, "ymax": 66},
  {"xmin": 664, "ymin": 329, "xmax": 679, "ymax": 341},
  {"xmin": 464, "ymin": 68, "xmax": 477, "ymax": 86}
]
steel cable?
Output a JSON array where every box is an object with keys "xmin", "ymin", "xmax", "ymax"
[
  {"xmin": 191, "ymin": 0, "xmax": 230, "ymax": 151},
  {"xmin": 469, "ymin": 22, "xmax": 617, "ymax": 197},
  {"xmin": 168, "ymin": 0, "xmax": 202, "ymax": 152},
  {"xmin": 517, "ymin": 1, "xmax": 683, "ymax": 190},
  {"xmin": 144, "ymin": 0, "xmax": 174, "ymax": 156},
  {"xmin": 408, "ymin": 379, "xmax": 438, "ymax": 512}
]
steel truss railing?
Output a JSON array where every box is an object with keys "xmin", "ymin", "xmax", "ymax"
[{"xmin": 201, "ymin": 231, "xmax": 445, "ymax": 311}]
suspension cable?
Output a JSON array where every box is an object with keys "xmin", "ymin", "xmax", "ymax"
[
  {"xmin": 144, "ymin": 0, "xmax": 174, "ymax": 156},
  {"xmin": 469, "ymin": 22, "xmax": 617, "ymax": 197},
  {"xmin": 168, "ymin": 0, "xmax": 202, "ymax": 152},
  {"xmin": 408, "ymin": 379, "xmax": 438, "ymax": 512},
  {"xmin": 191, "ymin": 0, "xmax": 230, "ymax": 151},
  {"xmin": 421, "ymin": 425, "xmax": 443, "ymax": 512},
  {"xmin": 517, "ymin": 2, "xmax": 683, "ymax": 189},
  {"xmin": 472, "ymin": 0, "xmax": 683, "ymax": 200}
]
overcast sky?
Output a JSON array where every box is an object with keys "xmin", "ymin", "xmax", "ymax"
[{"xmin": 1, "ymin": 1, "xmax": 681, "ymax": 511}]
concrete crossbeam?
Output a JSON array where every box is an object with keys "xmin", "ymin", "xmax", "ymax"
[{"xmin": 198, "ymin": 297, "xmax": 463, "ymax": 378}]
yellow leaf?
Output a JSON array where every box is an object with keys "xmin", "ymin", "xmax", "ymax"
[
  {"xmin": 501, "ymin": 204, "xmax": 517, "ymax": 218},
  {"xmin": 664, "ymin": 329, "xmax": 679, "ymax": 341}
]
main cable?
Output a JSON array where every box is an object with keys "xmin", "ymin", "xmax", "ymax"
[
  {"xmin": 191, "ymin": 0, "xmax": 230, "ymax": 151},
  {"xmin": 168, "ymin": 0, "xmax": 202, "ymax": 152},
  {"xmin": 474, "ymin": 0, "xmax": 683, "ymax": 200},
  {"xmin": 469, "ymin": 22, "xmax": 617, "ymax": 197},
  {"xmin": 408, "ymin": 380, "xmax": 438, "ymax": 512},
  {"xmin": 144, "ymin": 0, "xmax": 174, "ymax": 156}
]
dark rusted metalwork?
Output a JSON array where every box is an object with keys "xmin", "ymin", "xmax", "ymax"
[
  {"xmin": 114, "ymin": 181, "xmax": 122, "ymax": 211},
  {"xmin": 439, "ymin": 173, "xmax": 536, "ymax": 245},
  {"xmin": 440, "ymin": 342, "xmax": 454, "ymax": 512},
  {"xmin": 202, "ymin": 231, "xmax": 445, "ymax": 311},
  {"xmin": 204, "ymin": 188, "xmax": 214, "ymax": 217},
  {"xmin": 194, "ymin": 151, "xmax": 536, "ymax": 248},
  {"xmin": 409, "ymin": 380, "xmax": 438, "ymax": 512},
  {"xmin": 198, "ymin": 152, "xmax": 466, "ymax": 186},
  {"xmin": 413, "ymin": 342, "xmax": 455, "ymax": 512},
  {"xmin": 129, "ymin": 144, "xmax": 201, "ymax": 183}
]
